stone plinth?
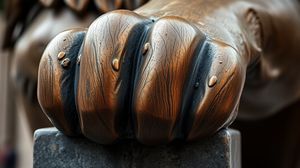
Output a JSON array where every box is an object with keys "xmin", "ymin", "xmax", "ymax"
[{"xmin": 33, "ymin": 128, "xmax": 240, "ymax": 168}]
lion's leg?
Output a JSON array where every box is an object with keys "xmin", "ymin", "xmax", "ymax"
[
  {"xmin": 38, "ymin": 0, "xmax": 300, "ymax": 145},
  {"xmin": 38, "ymin": 0, "xmax": 253, "ymax": 144},
  {"xmin": 138, "ymin": 0, "xmax": 300, "ymax": 119}
]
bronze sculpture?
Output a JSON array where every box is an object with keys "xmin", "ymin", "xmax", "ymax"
[
  {"xmin": 37, "ymin": 0, "xmax": 300, "ymax": 145},
  {"xmin": 1, "ymin": 0, "xmax": 300, "ymax": 167}
]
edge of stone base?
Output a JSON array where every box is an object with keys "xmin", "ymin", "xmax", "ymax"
[{"xmin": 33, "ymin": 128, "xmax": 241, "ymax": 168}]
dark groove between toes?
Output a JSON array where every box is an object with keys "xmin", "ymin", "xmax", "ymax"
[
  {"xmin": 115, "ymin": 20, "xmax": 155, "ymax": 139},
  {"xmin": 181, "ymin": 42, "xmax": 213, "ymax": 139},
  {"xmin": 127, "ymin": 22, "xmax": 154, "ymax": 139},
  {"xmin": 74, "ymin": 40, "xmax": 84, "ymax": 119},
  {"xmin": 60, "ymin": 32, "xmax": 86, "ymax": 135}
]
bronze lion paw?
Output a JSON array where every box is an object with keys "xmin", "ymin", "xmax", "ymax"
[{"xmin": 38, "ymin": 9, "xmax": 248, "ymax": 145}]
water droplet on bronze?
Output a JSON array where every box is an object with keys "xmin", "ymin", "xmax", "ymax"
[
  {"xmin": 208, "ymin": 75, "xmax": 218, "ymax": 87},
  {"xmin": 194, "ymin": 82, "xmax": 200, "ymax": 88},
  {"xmin": 112, "ymin": 58, "xmax": 120, "ymax": 71},
  {"xmin": 61, "ymin": 58, "xmax": 70, "ymax": 68},
  {"xmin": 77, "ymin": 55, "xmax": 81, "ymax": 64},
  {"xmin": 143, "ymin": 43, "xmax": 150, "ymax": 55},
  {"xmin": 57, "ymin": 52, "xmax": 65, "ymax": 60}
]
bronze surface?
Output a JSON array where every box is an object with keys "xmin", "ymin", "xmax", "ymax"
[{"xmin": 37, "ymin": 0, "xmax": 300, "ymax": 145}]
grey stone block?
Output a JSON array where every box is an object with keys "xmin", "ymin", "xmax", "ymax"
[{"xmin": 33, "ymin": 128, "xmax": 240, "ymax": 168}]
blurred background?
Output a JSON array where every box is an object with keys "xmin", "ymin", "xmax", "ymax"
[
  {"xmin": 0, "ymin": 1, "xmax": 33, "ymax": 168},
  {"xmin": 0, "ymin": 2, "xmax": 33, "ymax": 168}
]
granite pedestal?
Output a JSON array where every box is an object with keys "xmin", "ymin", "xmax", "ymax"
[{"xmin": 33, "ymin": 128, "xmax": 241, "ymax": 168}]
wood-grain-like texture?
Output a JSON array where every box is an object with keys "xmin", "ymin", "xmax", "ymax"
[
  {"xmin": 77, "ymin": 11, "xmax": 150, "ymax": 143},
  {"xmin": 38, "ymin": 8, "xmax": 246, "ymax": 145},
  {"xmin": 38, "ymin": 29, "xmax": 86, "ymax": 136},
  {"xmin": 38, "ymin": 0, "xmax": 300, "ymax": 145}
]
